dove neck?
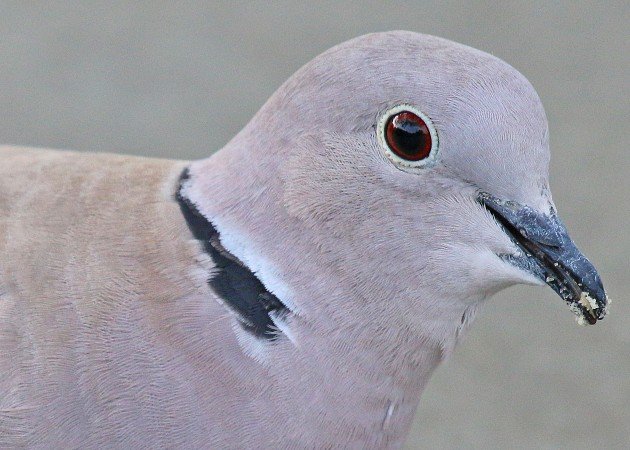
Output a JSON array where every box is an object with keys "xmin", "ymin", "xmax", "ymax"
[{"xmin": 183, "ymin": 147, "xmax": 481, "ymax": 442}]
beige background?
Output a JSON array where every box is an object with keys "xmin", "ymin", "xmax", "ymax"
[{"xmin": 1, "ymin": 1, "xmax": 628, "ymax": 448}]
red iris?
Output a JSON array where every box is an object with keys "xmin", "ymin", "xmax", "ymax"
[{"xmin": 385, "ymin": 111, "xmax": 432, "ymax": 161}]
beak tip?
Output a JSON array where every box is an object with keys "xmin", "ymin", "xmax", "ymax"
[{"xmin": 573, "ymin": 289, "xmax": 610, "ymax": 325}]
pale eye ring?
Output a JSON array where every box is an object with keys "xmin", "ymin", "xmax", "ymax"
[{"xmin": 377, "ymin": 104, "xmax": 439, "ymax": 171}]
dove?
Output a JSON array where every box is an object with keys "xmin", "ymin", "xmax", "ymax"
[{"xmin": 0, "ymin": 31, "xmax": 609, "ymax": 448}]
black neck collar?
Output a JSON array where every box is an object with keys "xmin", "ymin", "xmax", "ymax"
[{"xmin": 176, "ymin": 168, "xmax": 287, "ymax": 340}]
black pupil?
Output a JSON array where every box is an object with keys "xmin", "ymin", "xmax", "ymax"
[{"xmin": 393, "ymin": 119, "xmax": 422, "ymax": 152}]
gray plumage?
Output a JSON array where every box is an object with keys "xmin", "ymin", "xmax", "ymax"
[{"xmin": 0, "ymin": 31, "xmax": 608, "ymax": 448}]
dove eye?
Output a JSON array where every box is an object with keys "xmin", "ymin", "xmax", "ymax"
[
  {"xmin": 386, "ymin": 112, "xmax": 431, "ymax": 160},
  {"xmin": 378, "ymin": 104, "xmax": 439, "ymax": 171}
]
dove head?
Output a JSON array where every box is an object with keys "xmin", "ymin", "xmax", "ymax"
[{"xmin": 183, "ymin": 31, "xmax": 608, "ymax": 347}]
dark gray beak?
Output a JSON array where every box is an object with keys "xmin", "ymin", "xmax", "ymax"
[{"xmin": 478, "ymin": 193, "xmax": 609, "ymax": 325}]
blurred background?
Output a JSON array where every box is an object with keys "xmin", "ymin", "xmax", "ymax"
[{"xmin": 1, "ymin": 1, "xmax": 627, "ymax": 448}]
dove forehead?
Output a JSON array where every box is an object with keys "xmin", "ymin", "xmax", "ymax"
[{"xmin": 261, "ymin": 31, "xmax": 550, "ymax": 208}]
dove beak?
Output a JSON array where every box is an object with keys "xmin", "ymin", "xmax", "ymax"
[{"xmin": 478, "ymin": 193, "xmax": 609, "ymax": 325}]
